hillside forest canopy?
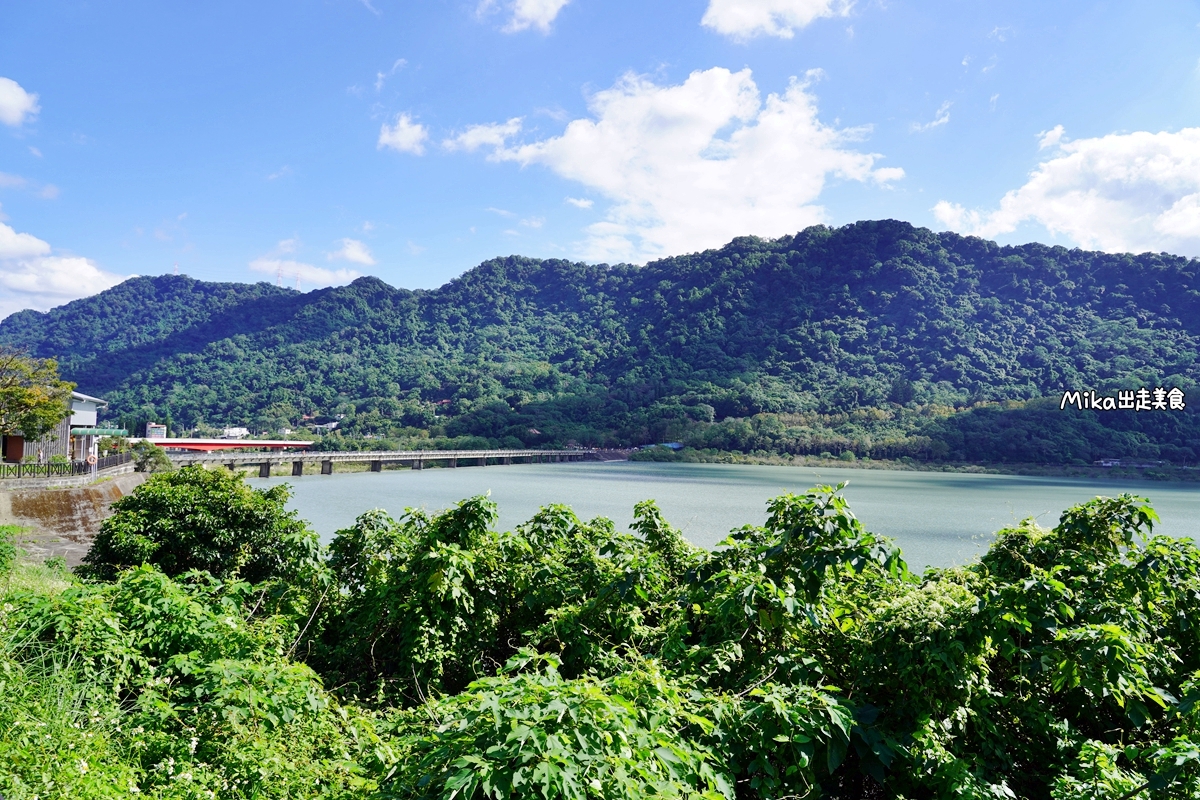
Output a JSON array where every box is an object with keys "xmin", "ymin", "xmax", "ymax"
[
  {"xmin": 2, "ymin": 220, "xmax": 1198, "ymax": 466},
  {"xmin": 2, "ymin": 467, "xmax": 1200, "ymax": 798}
]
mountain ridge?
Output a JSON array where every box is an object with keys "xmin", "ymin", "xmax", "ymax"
[{"xmin": 4, "ymin": 219, "xmax": 1198, "ymax": 463}]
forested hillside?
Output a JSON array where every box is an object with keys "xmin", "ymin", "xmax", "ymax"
[{"xmin": 4, "ymin": 220, "xmax": 1199, "ymax": 464}]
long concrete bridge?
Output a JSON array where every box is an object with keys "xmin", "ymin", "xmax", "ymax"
[{"xmin": 168, "ymin": 448, "xmax": 598, "ymax": 477}]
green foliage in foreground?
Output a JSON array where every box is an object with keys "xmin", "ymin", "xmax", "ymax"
[
  {"xmin": 3, "ymin": 471, "xmax": 1200, "ymax": 797},
  {"xmin": 78, "ymin": 465, "xmax": 321, "ymax": 584}
]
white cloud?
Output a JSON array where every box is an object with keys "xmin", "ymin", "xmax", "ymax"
[
  {"xmin": 1037, "ymin": 124, "xmax": 1065, "ymax": 150},
  {"xmin": 486, "ymin": 207, "xmax": 516, "ymax": 217},
  {"xmin": 378, "ymin": 113, "xmax": 429, "ymax": 155},
  {"xmin": 327, "ymin": 237, "xmax": 377, "ymax": 265},
  {"xmin": 0, "ymin": 78, "xmax": 39, "ymax": 127},
  {"xmin": 0, "ymin": 221, "xmax": 129, "ymax": 318},
  {"xmin": 28, "ymin": 146, "xmax": 42, "ymax": 158},
  {"xmin": 443, "ymin": 118, "xmax": 523, "ymax": 153},
  {"xmin": 375, "ymin": 58, "xmax": 407, "ymax": 92},
  {"xmin": 911, "ymin": 101, "xmax": 951, "ymax": 133},
  {"xmin": 0, "ymin": 222, "xmax": 50, "ymax": 259},
  {"xmin": 249, "ymin": 258, "xmax": 361, "ymax": 289},
  {"xmin": 520, "ymin": 216, "xmax": 545, "ymax": 228},
  {"xmin": 266, "ymin": 165, "xmax": 292, "ymax": 181},
  {"xmin": 478, "ymin": 0, "xmax": 571, "ymax": 33},
  {"xmin": 701, "ymin": 0, "xmax": 850, "ymax": 40},
  {"xmin": 933, "ymin": 127, "xmax": 1200, "ymax": 257},
  {"xmin": 457, "ymin": 67, "xmax": 901, "ymax": 262},
  {"xmin": 565, "ymin": 197, "xmax": 593, "ymax": 208},
  {"xmin": 0, "ymin": 172, "xmax": 60, "ymax": 199}
]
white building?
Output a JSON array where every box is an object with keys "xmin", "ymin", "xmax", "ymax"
[{"xmin": 9, "ymin": 391, "xmax": 119, "ymax": 463}]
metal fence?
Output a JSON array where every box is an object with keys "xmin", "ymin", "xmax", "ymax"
[{"xmin": 0, "ymin": 451, "xmax": 133, "ymax": 480}]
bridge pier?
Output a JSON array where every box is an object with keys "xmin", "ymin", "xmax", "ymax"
[
  {"xmin": 292, "ymin": 461, "xmax": 303, "ymax": 476},
  {"xmin": 449, "ymin": 457, "xmax": 457, "ymax": 468},
  {"xmin": 370, "ymin": 460, "xmax": 382, "ymax": 472},
  {"xmin": 321, "ymin": 460, "xmax": 333, "ymax": 475},
  {"xmin": 226, "ymin": 462, "xmax": 237, "ymax": 471},
  {"xmin": 503, "ymin": 456, "xmax": 512, "ymax": 465},
  {"xmin": 259, "ymin": 463, "xmax": 271, "ymax": 478}
]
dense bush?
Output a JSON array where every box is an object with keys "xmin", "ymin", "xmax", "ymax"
[
  {"xmin": 78, "ymin": 465, "xmax": 321, "ymax": 584},
  {"xmin": 0, "ymin": 564, "xmax": 379, "ymax": 799},
  {"xmin": 3, "ymin": 478, "xmax": 1200, "ymax": 797}
]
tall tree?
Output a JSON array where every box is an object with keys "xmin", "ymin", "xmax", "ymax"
[{"xmin": 0, "ymin": 347, "xmax": 75, "ymax": 440}]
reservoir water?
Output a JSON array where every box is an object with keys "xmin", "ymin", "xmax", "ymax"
[{"xmin": 251, "ymin": 462, "xmax": 1200, "ymax": 570}]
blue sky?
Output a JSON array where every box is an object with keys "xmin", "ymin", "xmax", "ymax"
[{"xmin": 1, "ymin": 0, "xmax": 1199, "ymax": 316}]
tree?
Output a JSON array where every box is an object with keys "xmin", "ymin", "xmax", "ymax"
[
  {"xmin": 0, "ymin": 347, "xmax": 74, "ymax": 441},
  {"xmin": 78, "ymin": 464, "xmax": 321, "ymax": 583},
  {"xmin": 130, "ymin": 439, "xmax": 172, "ymax": 472}
]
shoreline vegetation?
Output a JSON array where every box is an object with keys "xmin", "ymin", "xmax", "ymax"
[
  {"xmin": 2, "ymin": 466, "xmax": 1199, "ymax": 798},
  {"xmin": 626, "ymin": 446, "xmax": 1200, "ymax": 483}
]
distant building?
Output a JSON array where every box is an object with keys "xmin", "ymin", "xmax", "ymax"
[
  {"xmin": 222, "ymin": 427, "xmax": 251, "ymax": 439},
  {"xmin": 6, "ymin": 391, "xmax": 123, "ymax": 463},
  {"xmin": 146, "ymin": 422, "xmax": 168, "ymax": 439}
]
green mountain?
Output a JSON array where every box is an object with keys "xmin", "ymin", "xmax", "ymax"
[{"xmin": 4, "ymin": 219, "xmax": 1199, "ymax": 464}]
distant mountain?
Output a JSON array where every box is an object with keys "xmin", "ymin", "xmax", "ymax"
[{"xmin": 5, "ymin": 220, "xmax": 1199, "ymax": 464}]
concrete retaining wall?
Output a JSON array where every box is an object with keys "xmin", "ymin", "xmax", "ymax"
[{"xmin": 0, "ymin": 472, "xmax": 147, "ymax": 566}]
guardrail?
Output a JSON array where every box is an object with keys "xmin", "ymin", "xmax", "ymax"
[
  {"xmin": 0, "ymin": 451, "xmax": 133, "ymax": 480},
  {"xmin": 167, "ymin": 448, "xmax": 598, "ymax": 476},
  {"xmin": 170, "ymin": 448, "xmax": 596, "ymax": 465}
]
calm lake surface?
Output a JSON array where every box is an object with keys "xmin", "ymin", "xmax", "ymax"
[{"xmin": 251, "ymin": 461, "xmax": 1200, "ymax": 570}]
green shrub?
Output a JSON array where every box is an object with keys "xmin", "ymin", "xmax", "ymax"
[
  {"xmin": 5, "ymin": 477, "xmax": 1200, "ymax": 798},
  {"xmin": 78, "ymin": 464, "xmax": 321, "ymax": 583},
  {"xmin": 378, "ymin": 651, "xmax": 734, "ymax": 800},
  {"xmin": 0, "ymin": 524, "xmax": 17, "ymax": 576},
  {"xmin": 2, "ymin": 565, "xmax": 379, "ymax": 799}
]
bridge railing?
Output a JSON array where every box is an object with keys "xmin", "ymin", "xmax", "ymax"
[{"xmin": 167, "ymin": 448, "xmax": 597, "ymax": 466}]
